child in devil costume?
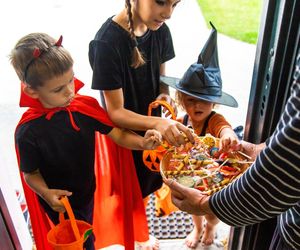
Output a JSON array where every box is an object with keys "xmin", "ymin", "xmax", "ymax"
[{"xmin": 10, "ymin": 33, "xmax": 162, "ymax": 250}]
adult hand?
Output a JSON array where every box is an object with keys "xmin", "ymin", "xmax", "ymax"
[
  {"xmin": 164, "ymin": 178, "xmax": 212, "ymax": 216},
  {"xmin": 155, "ymin": 119, "xmax": 195, "ymax": 147},
  {"xmin": 234, "ymin": 140, "xmax": 266, "ymax": 160}
]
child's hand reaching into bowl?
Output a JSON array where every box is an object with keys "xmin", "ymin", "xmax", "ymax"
[{"xmin": 143, "ymin": 129, "xmax": 163, "ymax": 150}]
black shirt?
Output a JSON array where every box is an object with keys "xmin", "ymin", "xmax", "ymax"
[
  {"xmin": 16, "ymin": 111, "xmax": 112, "ymax": 209},
  {"xmin": 89, "ymin": 17, "xmax": 175, "ymax": 197}
]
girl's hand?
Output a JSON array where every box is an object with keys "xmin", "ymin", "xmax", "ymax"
[
  {"xmin": 42, "ymin": 189, "xmax": 72, "ymax": 213},
  {"xmin": 143, "ymin": 129, "xmax": 163, "ymax": 150},
  {"xmin": 155, "ymin": 119, "xmax": 195, "ymax": 147},
  {"xmin": 155, "ymin": 93, "xmax": 178, "ymax": 118}
]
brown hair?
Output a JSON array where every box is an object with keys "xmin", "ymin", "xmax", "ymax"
[
  {"xmin": 175, "ymin": 90, "xmax": 185, "ymax": 110},
  {"xmin": 125, "ymin": 0, "xmax": 145, "ymax": 68},
  {"xmin": 10, "ymin": 33, "xmax": 73, "ymax": 89}
]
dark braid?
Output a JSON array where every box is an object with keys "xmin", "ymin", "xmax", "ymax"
[{"xmin": 125, "ymin": 0, "xmax": 145, "ymax": 68}]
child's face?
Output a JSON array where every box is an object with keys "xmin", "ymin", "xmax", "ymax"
[
  {"xmin": 134, "ymin": 0, "xmax": 181, "ymax": 31},
  {"xmin": 30, "ymin": 68, "xmax": 75, "ymax": 109},
  {"xmin": 182, "ymin": 94, "xmax": 214, "ymax": 122}
]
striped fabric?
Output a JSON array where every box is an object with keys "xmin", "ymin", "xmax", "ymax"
[{"xmin": 210, "ymin": 52, "xmax": 300, "ymax": 249}]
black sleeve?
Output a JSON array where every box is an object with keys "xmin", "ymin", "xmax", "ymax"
[
  {"xmin": 75, "ymin": 113, "xmax": 114, "ymax": 135},
  {"xmin": 159, "ymin": 24, "xmax": 175, "ymax": 64},
  {"xmin": 89, "ymin": 40, "xmax": 123, "ymax": 91},
  {"xmin": 15, "ymin": 127, "xmax": 42, "ymax": 173},
  {"xmin": 94, "ymin": 119, "xmax": 113, "ymax": 135}
]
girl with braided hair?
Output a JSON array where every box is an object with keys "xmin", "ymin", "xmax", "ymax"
[{"xmin": 89, "ymin": 0, "xmax": 191, "ymax": 249}]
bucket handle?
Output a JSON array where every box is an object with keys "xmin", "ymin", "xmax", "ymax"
[
  {"xmin": 59, "ymin": 196, "xmax": 81, "ymax": 241},
  {"xmin": 147, "ymin": 100, "xmax": 176, "ymax": 120}
]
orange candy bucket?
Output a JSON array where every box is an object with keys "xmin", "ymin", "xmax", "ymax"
[
  {"xmin": 47, "ymin": 196, "xmax": 93, "ymax": 250},
  {"xmin": 142, "ymin": 100, "xmax": 176, "ymax": 172}
]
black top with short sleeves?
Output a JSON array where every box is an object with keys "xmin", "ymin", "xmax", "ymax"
[{"xmin": 16, "ymin": 111, "xmax": 112, "ymax": 210}]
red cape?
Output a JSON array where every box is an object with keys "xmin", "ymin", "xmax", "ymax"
[{"xmin": 15, "ymin": 78, "xmax": 149, "ymax": 249}]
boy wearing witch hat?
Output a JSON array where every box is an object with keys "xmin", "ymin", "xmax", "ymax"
[{"xmin": 159, "ymin": 22, "xmax": 239, "ymax": 247}]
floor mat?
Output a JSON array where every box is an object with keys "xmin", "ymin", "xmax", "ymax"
[{"xmin": 146, "ymin": 193, "xmax": 194, "ymax": 239}]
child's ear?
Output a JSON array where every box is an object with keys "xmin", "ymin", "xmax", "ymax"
[{"xmin": 23, "ymin": 85, "xmax": 39, "ymax": 99}]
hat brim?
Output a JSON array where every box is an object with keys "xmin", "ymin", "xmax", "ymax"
[{"xmin": 160, "ymin": 76, "xmax": 238, "ymax": 108}]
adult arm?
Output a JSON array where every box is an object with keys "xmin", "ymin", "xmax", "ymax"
[{"xmin": 210, "ymin": 92, "xmax": 300, "ymax": 226}]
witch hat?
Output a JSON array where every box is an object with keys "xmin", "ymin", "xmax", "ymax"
[{"xmin": 161, "ymin": 22, "xmax": 238, "ymax": 107}]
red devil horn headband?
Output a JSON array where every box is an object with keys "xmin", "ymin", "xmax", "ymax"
[
  {"xmin": 32, "ymin": 48, "xmax": 41, "ymax": 58},
  {"xmin": 24, "ymin": 35, "xmax": 63, "ymax": 82},
  {"xmin": 55, "ymin": 35, "xmax": 63, "ymax": 47}
]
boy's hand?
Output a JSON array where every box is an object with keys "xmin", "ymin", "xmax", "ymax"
[
  {"xmin": 42, "ymin": 189, "xmax": 72, "ymax": 213},
  {"xmin": 143, "ymin": 129, "xmax": 163, "ymax": 150}
]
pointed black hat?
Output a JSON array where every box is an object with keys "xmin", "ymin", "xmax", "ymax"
[{"xmin": 161, "ymin": 22, "xmax": 238, "ymax": 107}]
